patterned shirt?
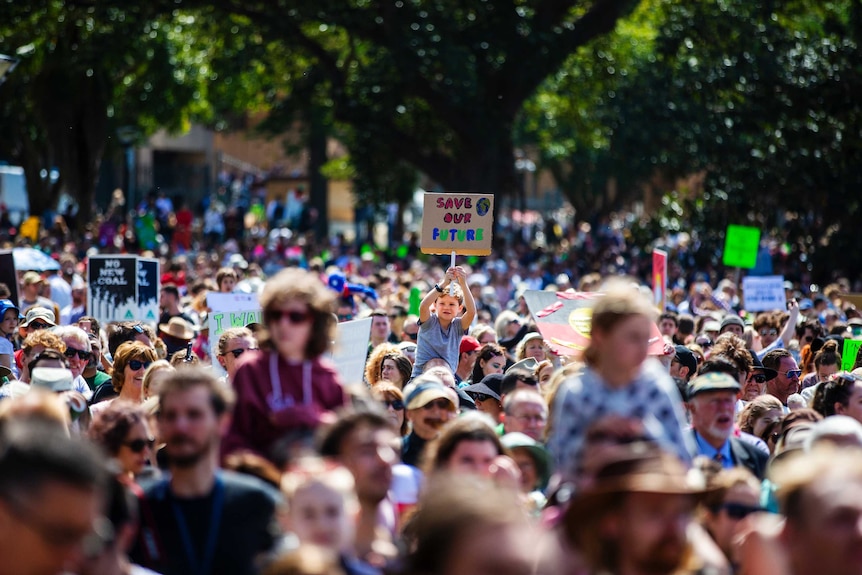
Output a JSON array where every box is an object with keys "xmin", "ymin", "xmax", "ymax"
[{"xmin": 547, "ymin": 358, "xmax": 694, "ymax": 481}]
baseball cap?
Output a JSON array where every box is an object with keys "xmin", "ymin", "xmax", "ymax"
[
  {"xmin": 719, "ymin": 315, "xmax": 745, "ymax": 333},
  {"xmin": 21, "ymin": 271, "xmax": 44, "ymax": 285},
  {"xmin": 798, "ymin": 299, "xmax": 814, "ymax": 311},
  {"xmin": 703, "ymin": 320, "xmax": 721, "ymax": 333},
  {"xmin": 30, "ymin": 367, "xmax": 74, "ymax": 392},
  {"xmin": 459, "ymin": 335, "xmax": 481, "ymax": 355},
  {"xmin": 673, "ymin": 345, "xmax": 698, "ymax": 377},
  {"xmin": 687, "ymin": 372, "xmax": 741, "ymax": 398},
  {"xmin": 463, "ymin": 373, "xmax": 504, "ymax": 402},
  {"xmin": 0, "ymin": 299, "xmax": 23, "ymax": 320}
]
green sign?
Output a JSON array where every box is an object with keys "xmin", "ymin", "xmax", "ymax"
[
  {"xmin": 723, "ymin": 225, "xmax": 761, "ymax": 269},
  {"xmin": 842, "ymin": 339, "xmax": 862, "ymax": 371}
]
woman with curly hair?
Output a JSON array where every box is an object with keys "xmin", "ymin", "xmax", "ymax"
[
  {"xmin": 223, "ymin": 268, "xmax": 348, "ymax": 463},
  {"xmin": 364, "ymin": 343, "xmax": 402, "ymax": 387},
  {"xmin": 90, "ymin": 341, "xmax": 157, "ymax": 416},
  {"xmin": 89, "ymin": 400, "xmax": 154, "ymax": 480}
]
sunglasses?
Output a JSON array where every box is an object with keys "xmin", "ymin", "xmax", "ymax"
[
  {"xmin": 405, "ymin": 332, "xmax": 418, "ymax": 341},
  {"xmin": 226, "ymin": 347, "xmax": 257, "ymax": 358},
  {"xmin": 124, "ymin": 437, "xmax": 155, "ymax": 453},
  {"xmin": 383, "ymin": 399, "xmax": 405, "ymax": 410},
  {"xmin": 29, "ymin": 322, "xmax": 51, "ymax": 330},
  {"xmin": 64, "ymin": 347, "xmax": 91, "ymax": 361},
  {"xmin": 337, "ymin": 314, "xmax": 354, "ymax": 322},
  {"xmin": 265, "ymin": 309, "xmax": 311, "ymax": 324},
  {"xmin": 421, "ymin": 399, "xmax": 452, "ymax": 410},
  {"xmin": 759, "ymin": 329, "xmax": 778, "ymax": 337},
  {"xmin": 716, "ymin": 502, "xmax": 764, "ymax": 520},
  {"xmin": 751, "ymin": 374, "xmax": 768, "ymax": 384},
  {"xmin": 784, "ymin": 369, "xmax": 802, "ymax": 378},
  {"xmin": 128, "ymin": 359, "xmax": 152, "ymax": 371},
  {"xmin": 132, "ymin": 323, "xmax": 144, "ymax": 334},
  {"xmin": 470, "ymin": 393, "xmax": 493, "ymax": 403}
]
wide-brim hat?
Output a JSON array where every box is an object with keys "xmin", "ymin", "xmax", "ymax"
[
  {"xmin": 404, "ymin": 381, "xmax": 458, "ymax": 411},
  {"xmin": 21, "ymin": 307, "xmax": 56, "ymax": 328},
  {"xmin": 463, "ymin": 373, "xmax": 503, "ymax": 402},
  {"xmin": 158, "ymin": 317, "xmax": 195, "ymax": 340},
  {"xmin": 507, "ymin": 357, "xmax": 539, "ymax": 375},
  {"xmin": 564, "ymin": 443, "xmax": 712, "ymax": 532},
  {"xmin": 501, "ymin": 432, "xmax": 552, "ymax": 490},
  {"xmin": 748, "ymin": 350, "xmax": 778, "ymax": 381}
]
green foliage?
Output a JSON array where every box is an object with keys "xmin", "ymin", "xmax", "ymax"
[
  {"xmin": 522, "ymin": 0, "xmax": 862, "ymax": 279},
  {"xmin": 0, "ymin": 0, "xmax": 212, "ymax": 225}
]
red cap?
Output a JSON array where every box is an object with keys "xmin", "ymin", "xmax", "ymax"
[{"xmin": 460, "ymin": 335, "xmax": 481, "ymax": 354}]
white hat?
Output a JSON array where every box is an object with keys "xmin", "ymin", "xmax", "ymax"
[{"xmin": 30, "ymin": 367, "xmax": 74, "ymax": 392}]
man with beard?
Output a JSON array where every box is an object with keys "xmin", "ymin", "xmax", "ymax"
[
  {"xmin": 401, "ymin": 379, "xmax": 458, "ymax": 467},
  {"xmin": 131, "ymin": 368, "xmax": 281, "ymax": 575},
  {"xmin": 319, "ymin": 410, "xmax": 400, "ymax": 567},
  {"xmin": 688, "ymin": 372, "xmax": 768, "ymax": 479},
  {"xmin": 564, "ymin": 442, "xmax": 729, "ymax": 575},
  {"xmin": 762, "ymin": 349, "xmax": 801, "ymax": 409}
]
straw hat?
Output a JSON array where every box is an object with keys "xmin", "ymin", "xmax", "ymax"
[{"xmin": 158, "ymin": 317, "xmax": 195, "ymax": 340}]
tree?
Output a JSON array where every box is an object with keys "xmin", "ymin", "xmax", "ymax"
[
  {"xmin": 177, "ymin": 0, "xmax": 641, "ymax": 206},
  {"xmin": 521, "ymin": 0, "xmax": 862, "ymax": 280},
  {"xmin": 0, "ymin": 1, "xmax": 209, "ymax": 229}
]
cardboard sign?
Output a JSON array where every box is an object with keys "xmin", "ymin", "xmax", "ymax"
[
  {"xmin": 330, "ymin": 317, "xmax": 372, "ymax": 386},
  {"xmin": 0, "ymin": 251, "xmax": 18, "ymax": 305},
  {"xmin": 421, "ymin": 192, "xmax": 494, "ymax": 255},
  {"xmin": 842, "ymin": 339, "xmax": 862, "ymax": 372},
  {"xmin": 723, "ymin": 225, "xmax": 761, "ymax": 269},
  {"xmin": 522, "ymin": 290, "xmax": 666, "ymax": 358},
  {"xmin": 742, "ymin": 275, "xmax": 786, "ymax": 312},
  {"xmin": 652, "ymin": 249, "xmax": 667, "ymax": 311},
  {"xmin": 88, "ymin": 256, "xmax": 138, "ymax": 324},
  {"xmin": 137, "ymin": 258, "xmax": 160, "ymax": 325}
]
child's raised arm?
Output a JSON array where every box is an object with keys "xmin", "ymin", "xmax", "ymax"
[{"xmin": 455, "ymin": 266, "xmax": 476, "ymax": 330}]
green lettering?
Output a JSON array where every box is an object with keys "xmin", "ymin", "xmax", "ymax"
[
  {"xmin": 476, "ymin": 228, "xmax": 484, "ymax": 241},
  {"xmin": 213, "ymin": 313, "xmax": 225, "ymax": 332}
]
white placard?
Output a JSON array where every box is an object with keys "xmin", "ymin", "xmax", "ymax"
[
  {"xmin": 742, "ymin": 275, "xmax": 787, "ymax": 312},
  {"xmin": 207, "ymin": 293, "xmax": 261, "ymax": 375},
  {"xmin": 330, "ymin": 318, "xmax": 372, "ymax": 387}
]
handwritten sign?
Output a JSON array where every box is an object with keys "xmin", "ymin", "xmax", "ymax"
[
  {"xmin": 88, "ymin": 256, "xmax": 138, "ymax": 324},
  {"xmin": 723, "ymin": 225, "xmax": 761, "ymax": 269},
  {"xmin": 652, "ymin": 249, "xmax": 667, "ymax": 311},
  {"xmin": 207, "ymin": 293, "xmax": 262, "ymax": 376},
  {"xmin": 421, "ymin": 192, "xmax": 494, "ymax": 255},
  {"xmin": 742, "ymin": 275, "xmax": 786, "ymax": 312}
]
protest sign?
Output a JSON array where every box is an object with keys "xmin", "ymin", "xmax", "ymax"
[
  {"xmin": 652, "ymin": 249, "xmax": 667, "ymax": 311},
  {"xmin": 523, "ymin": 290, "xmax": 666, "ymax": 358},
  {"xmin": 137, "ymin": 258, "xmax": 160, "ymax": 325},
  {"xmin": 723, "ymin": 225, "xmax": 761, "ymax": 269},
  {"xmin": 330, "ymin": 317, "xmax": 372, "ymax": 386},
  {"xmin": 207, "ymin": 292, "xmax": 261, "ymax": 375},
  {"xmin": 742, "ymin": 275, "xmax": 786, "ymax": 312},
  {"xmin": 842, "ymin": 338, "xmax": 862, "ymax": 372},
  {"xmin": 88, "ymin": 256, "xmax": 138, "ymax": 324},
  {"xmin": 421, "ymin": 192, "xmax": 494, "ymax": 255},
  {"xmin": 0, "ymin": 251, "xmax": 18, "ymax": 305}
]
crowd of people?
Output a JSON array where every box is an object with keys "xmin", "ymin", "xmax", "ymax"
[{"xmin": 3, "ymin": 227, "xmax": 862, "ymax": 575}]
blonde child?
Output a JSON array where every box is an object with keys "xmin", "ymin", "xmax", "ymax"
[
  {"xmin": 410, "ymin": 266, "xmax": 476, "ymax": 379},
  {"xmin": 280, "ymin": 458, "xmax": 361, "ymax": 564}
]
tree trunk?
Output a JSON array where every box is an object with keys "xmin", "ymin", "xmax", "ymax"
[{"xmin": 307, "ymin": 106, "xmax": 329, "ymax": 241}]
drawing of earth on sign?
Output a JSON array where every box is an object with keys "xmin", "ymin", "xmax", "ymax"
[
  {"xmin": 476, "ymin": 197, "xmax": 491, "ymax": 217},
  {"xmin": 523, "ymin": 290, "xmax": 666, "ymax": 357}
]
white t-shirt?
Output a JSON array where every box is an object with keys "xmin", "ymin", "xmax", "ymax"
[{"xmin": 0, "ymin": 337, "xmax": 17, "ymax": 379}]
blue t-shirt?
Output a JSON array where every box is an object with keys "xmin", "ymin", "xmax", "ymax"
[{"xmin": 410, "ymin": 314, "xmax": 464, "ymax": 378}]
